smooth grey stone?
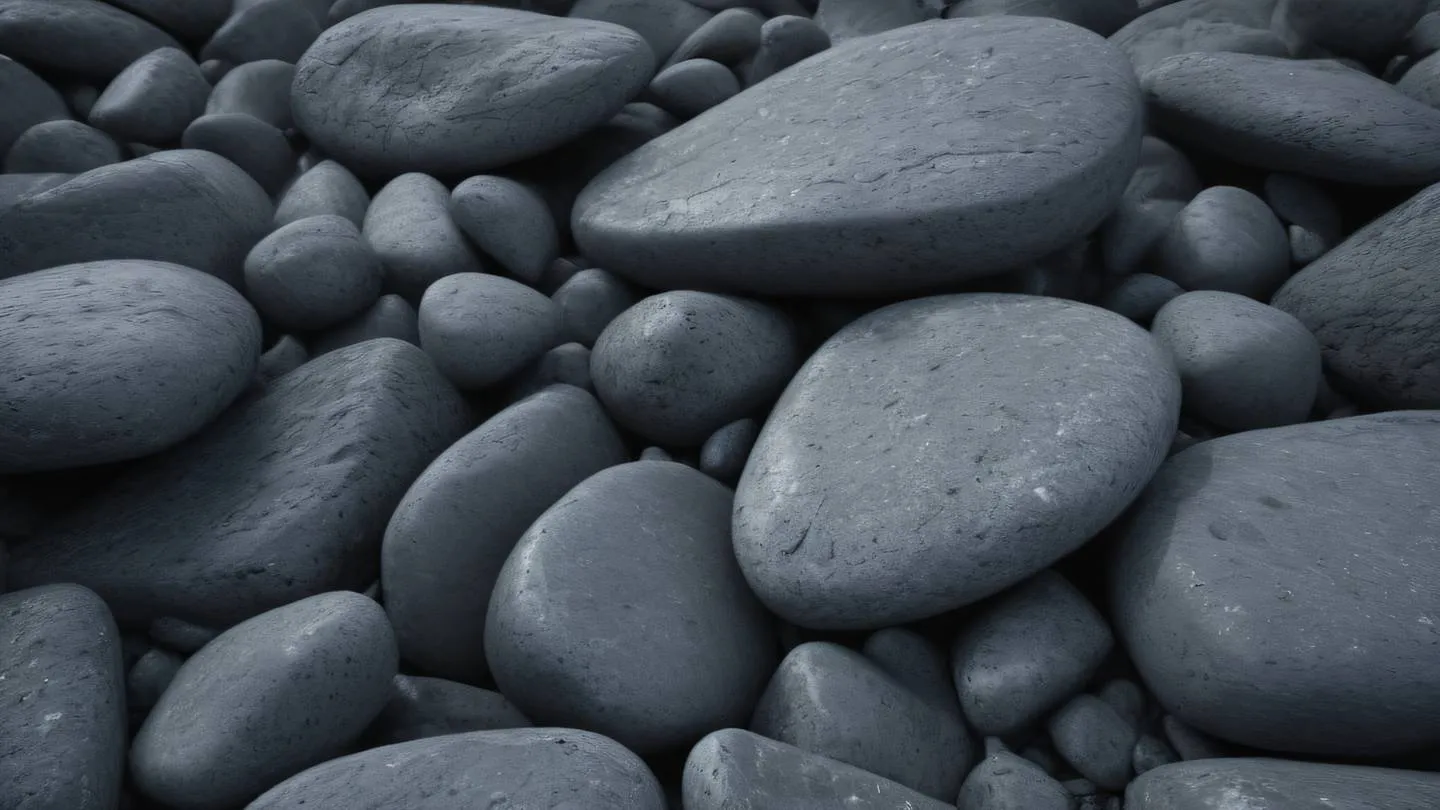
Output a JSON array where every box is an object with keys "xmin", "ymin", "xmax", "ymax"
[
  {"xmin": 649, "ymin": 58, "xmax": 740, "ymax": 118},
  {"xmin": 233, "ymin": 0, "xmax": 331, "ymax": 20},
  {"xmin": 1101, "ymin": 197, "xmax": 1187, "ymax": 277},
  {"xmin": 201, "ymin": 0, "xmax": 321, "ymax": 64},
  {"xmin": 275, "ymin": 159, "xmax": 369, "ymax": 229},
  {"xmin": 205, "ymin": 59, "xmax": 295, "ymax": 132},
  {"xmin": 182, "ymin": 112, "xmax": 294, "ymax": 196},
  {"xmin": 984, "ymin": 737, "xmax": 1010, "ymax": 756},
  {"xmin": 1112, "ymin": 412, "xmax": 1440, "ymax": 756},
  {"xmin": 861, "ymin": 627, "xmax": 961, "ymax": 716},
  {"xmin": 735, "ymin": 295, "xmax": 1180, "ymax": 629},
  {"xmin": 554, "ymin": 268, "xmax": 637, "ymax": 347},
  {"xmin": 0, "ymin": 260, "xmax": 260, "ymax": 474},
  {"xmin": 957, "ymin": 751, "xmax": 1074, "ymax": 810},
  {"xmin": 244, "ymin": 215, "xmax": 383, "ymax": 332},
  {"xmin": 59, "ymin": 83, "xmax": 96, "ymax": 121},
  {"xmin": 739, "ymin": 14, "xmax": 830, "ymax": 85},
  {"xmin": 1097, "ymin": 678, "xmax": 1147, "ymax": 730},
  {"xmin": 8, "ymin": 340, "xmax": 470, "ymax": 629},
  {"xmin": 148, "ymin": 616, "xmax": 218, "ymax": 654},
  {"xmin": 1063, "ymin": 778, "xmax": 1100, "ymax": 797},
  {"xmin": 577, "ymin": 18, "xmax": 1141, "ymax": 297},
  {"xmin": 946, "ymin": 0, "xmax": 1137, "ymax": 36},
  {"xmin": 0, "ymin": 56, "xmax": 71, "ymax": 157},
  {"xmin": 1125, "ymin": 135, "xmax": 1204, "ymax": 203},
  {"xmin": 0, "ymin": 584, "xmax": 126, "ymax": 810},
  {"xmin": 1101, "ymin": 272, "xmax": 1186, "ymax": 325},
  {"xmin": 815, "ymin": 0, "xmax": 943, "ymax": 41},
  {"xmin": 1110, "ymin": 0, "xmax": 1285, "ymax": 75},
  {"xmin": 258, "ymin": 335, "xmax": 309, "ymax": 383},
  {"xmin": 199, "ymin": 58, "xmax": 231, "ymax": 83},
  {"xmin": 1154, "ymin": 186, "xmax": 1291, "ymax": 299},
  {"xmin": 1133, "ymin": 733, "xmax": 1179, "ymax": 775},
  {"xmin": 418, "ymin": 273, "xmax": 562, "ymax": 390},
  {"xmin": 449, "ymin": 175, "xmax": 558, "ymax": 285},
  {"xmin": 1049, "ymin": 695, "xmax": 1137, "ymax": 791},
  {"xmin": 541, "ymin": 255, "xmax": 591, "ymax": 294},
  {"xmin": 1020, "ymin": 742, "xmax": 1065, "ymax": 777},
  {"xmin": 293, "ymin": 5, "xmax": 654, "ymax": 177},
  {"xmin": 698, "ymin": 417, "xmax": 759, "ymax": 484},
  {"xmin": 131, "ymin": 592, "xmax": 397, "ymax": 810},
  {"xmin": 0, "ymin": 149, "xmax": 272, "ymax": 286},
  {"xmin": 1161, "ymin": 715, "xmax": 1228, "ymax": 760},
  {"xmin": 88, "ymin": 47, "xmax": 208, "ymax": 146},
  {"xmin": 1291, "ymin": 223, "xmax": 1330, "ymax": 266},
  {"xmin": 0, "ymin": 172, "xmax": 71, "ymax": 208},
  {"xmin": 127, "ymin": 648, "xmax": 183, "ymax": 721},
  {"xmin": 639, "ymin": 446, "xmax": 673, "ymax": 461},
  {"xmin": 1127, "ymin": 759, "xmax": 1440, "ymax": 810},
  {"xmin": 361, "ymin": 675, "xmax": 530, "ymax": 747},
  {"xmin": 310, "ymin": 295, "xmax": 421, "ymax": 355},
  {"xmin": 569, "ymin": 0, "xmax": 713, "ymax": 63},
  {"xmin": 488, "ymin": 462, "xmax": 777, "ymax": 754},
  {"xmin": 684, "ymin": 728, "xmax": 955, "ymax": 810},
  {"xmin": 1407, "ymin": 10, "xmax": 1440, "ymax": 59},
  {"xmin": 751, "ymin": 641, "xmax": 972, "ymax": 800},
  {"xmin": 1144, "ymin": 52, "xmax": 1440, "ymax": 185},
  {"xmin": 249, "ymin": 728, "xmax": 666, "ymax": 809},
  {"xmin": 0, "ymin": 0, "xmax": 182, "ymax": 81},
  {"xmin": 993, "ymin": 238, "xmax": 1105, "ymax": 303},
  {"xmin": 662, "ymin": 7, "xmax": 763, "ymax": 69},
  {"xmin": 1262, "ymin": 173, "xmax": 1342, "ymax": 246},
  {"xmin": 1398, "ymin": 51, "xmax": 1440, "ymax": 108},
  {"xmin": 951, "ymin": 570, "xmax": 1114, "ymax": 737},
  {"xmin": 364, "ymin": 173, "xmax": 488, "ymax": 302},
  {"xmin": 1151, "ymin": 290, "xmax": 1321, "ymax": 430},
  {"xmin": 509, "ymin": 343, "xmax": 594, "ymax": 398},
  {"xmin": 105, "ymin": 0, "xmax": 232, "ymax": 41},
  {"xmin": 383, "ymin": 385, "xmax": 627, "ymax": 684},
  {"xmin": 591, "ymin": 291, "xmax": 801, "ymax": 446},
  {"xmin": 4, "ymin": 119, "xmax": 122, "ymax": 173},
  {"xmin": 1274, "ymin": 0, "xmax": 1425, "ymax": 63},
  {"xmin": 1271, "ymin": 182, "xmax": 1440, "ymax": 408}
]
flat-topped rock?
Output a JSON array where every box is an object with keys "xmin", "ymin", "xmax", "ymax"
[{"xmin": 1127, "ymin": 759, "xmax": 1440, "ymax": 810}]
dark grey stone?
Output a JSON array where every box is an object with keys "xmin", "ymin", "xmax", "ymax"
[
  {"xmin": 1161, "ymin": 715, "xmax": 1229, "ymax": 760},
  {"xmin": 248, "ymin": 728, "xmax": 666, "ymax": 809},
  {"xmin": 182, "ymin": 112, "xmax": 295, "ymax": 196},
  {"xmin": 1101, "ymin": 197, "xmax": 1186, "ymax": 278},
  {"xmin": 105, "ymin": 0, "xmax": 232, "ymax": 42},
  {"xmin": 130, "ymin": 591, "xmax": 398, "ymax": 810},
  {"xmin": 1110, "ymin": 0, "xmax": 1285, "ymax": 75},
  {"xmin": 575, "ymin": 17, "xmax": 1142, "ymax": 296},
  {"xmin": 1144, "ymin": 51, "xmax": 1440, "ymax": 185},
  {"xmin": 541, "ymin": 255, "xmax": 591, "ymax": 294},
  {"xmin": 1132, "ymin": 733, "xmax": 1179, "ymax": 775},
  {"xmin": 233, "ymin": 0, "xmax": 331, "ymax": 21},
  {"xmin": 148, "ymin": 616, "xmax": 219, "ymax": 654},
  {"xmin": 1271, "ymin": 180, "xmax": 1440, "ymax": 409},
  {"xmin": 0, "ymin": 149, "xmax": 273, "ymax": 286},
  {"xmin": 590, "ymin": 291, "xmax": 801, "ymax": 447},
  {"xmin": 1262, "ymin": 173, "xmax": 1342, "ymax": 247},
  {"xmin": 293, "ymin": 5, "xmax": 654, "ymax": 177},
  {"xmin": 4, "ymin": 119, "xmax": 122, "ymax": 173},
  {"xmin": 417, "ymin": 273, "xmax": 562, "ymax": 390},
  {"xmin": 275, "ymin": 159, "xmax": 369, "ymax": 229},
  {"xmin": 205, "ymin": 59, "xmax": 296, "ymax": 132},
  {"xmin": 698, "ymin": 417, "xmax": 759, "ymax": 484},
  {"xmin": 244, "ymin": 215, "xmax": 384, "ymax": 332},
  {"xmin": 200, "ymin": 0, "xmax": 321, "ymax": 64},
  {"xmin": 734, "ymin": 295, "xmax": 1180, "ymax": 629},
  {"xmin": 1126, "ymin": 759, "xmax": 1440, "ymax": 810},
  {"xmin": 639, "ymin": 446, "xmax": 673, "ymax": 461},
  {"xmin": 257, "ymin": 336, "xmax": 309, "ymax": 383},
  {"xmin": 951, "ymin": 570, "xmax": 1114, "ymax": 737},
  {"xmin": 649, "ymin": 58, "xmax": 740, "ymax": 119},
  {"xmin": 449, "ymin": 175, "xmax": 558, "ymax": 285},
  {"xmin": 569, "ymin": 0, "xmax": 713, "ymax": 63},
  {"xmin": 739, "ymin": 14, "xmax": 830, "ymax": 86},
  {"xmin": 0, "ymin": 0, "xmax": 182, "ymax": 81},
  {"xmin": 0, "ymin": 584, "xmax": 126, "ymax": 810},
  {"xmin": 509, "ymin": 343, "xmax": 594, "ymax": 398},
  {"xmin": 1049, "ymin": 694, "xmax": 1137, "ymax": 791},
  {"xmin": 310, "ymin": 295, "xmax": 421, "ymax": 355},
  {"xmin": 364, "ymin": 173, "xmax": 488, "ymax": 302},
  {"xmin": 7, "ymin": 339, "xmax": 470, "ymax": 629},
  {"xmin": 946, "ymin": 0, "xmax": 1137, "ymax": 36},
  {"xmin": 1101, "ymin": 273, "xmax": 1186, "ymax": 325},
  {"xmin": 0, "ymin": 260, "xmax": 260, "ymax": 474},
  {"xmin": 1111, "ymin": 412, "xmax": 1440, "ymax": 756},
  {"xmin": 383, "ymin": 384, "xmax": 627, "ymax": 684},
  {"xmin": 487, "ymin": 461, "xmax": 778, "ymax": 754},
  {"xmin": 1399, "ymin": 51, "xmax": 1440, "ymax": 108},
  {"xmin": 361, "ymin": 675, "xmax": 530, "ymax": 747},
  {"xmin": 1154, "ymin": 186, "xmax": 1291, "ymax": 299},
  {"xmin": 815, "ymin": 0, "xmax": 943, "ymax": 41},
  {"xmin": 862, "ymin": 627, "xmax": 961, "ymax": 716},
  {"xmin": 1151, "ymin": 290, "xmax": 1321, "ymax": 430},
  {"xmin": 554, "ymin": 268, "xmax": 636, "ymax": 347},
  {"xmin": 1097, "ymin": 678, "xmax": 1147, "ymax": 730},
  {"xmin": 661, "ymin": 7, "xmax": 763, "ymax": 69},
  {"xmin": 684, "ymin": 728, "xmax": 955, "ymax": 810},
  {"xmin": 751, "ymin": 641, "xmax": 972, "ymax": 800},
  {"xmin": 199, "ymin": 58, "xmax": 231, "ymax": 83},
  {"xmin": 127, "ymin": 648, "xmax": 183, "ymax": 723},
  {"xmin": 88, "ymin": 47, "xmax": 208, "ymax": 146},
  {"xmin": 1407, "ymin": 10, "xmax": 1440, "ymax": 59},
  {"xmin": 957, "ymin": 751, "xmax": 1074, "ymax": 810},
  {"xmin": 0, "ymin": 56, "xmax": 71, "ymax": 158},
  {"xmin": 1274, "ymin": 0, "xmax": 1425, "ymax": 63},
  {"xmin": 0, "ymin": 172, "xmax": 71, "ymax": 208}
]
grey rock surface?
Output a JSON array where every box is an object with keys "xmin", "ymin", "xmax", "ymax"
[
  {"xmin": 310, "ymin": 294, "xmax": 421, "ymax": 355},
  {"xmin": 182, "ymin": 112, "xmax": 295, "ymax": 196},
  {"xmin": 1102, "ymin": 273, "xmax": 1186, "ymax": 324},
  {"xmin": 649, "ymin": 58, "xmax": 740, "ymax": 119},
  {"xmin": 1048, "ymin": 694, "xmax": 1138, "ymax": 791},
  {"xmin": 449, "ymin": 175, "xmax": 559, "ymax": 285},
  {"xmin": 88, "ymin": 47, "xmax": 209, "ymax": 146},
  {"xmin": 104, "ymin": 0, "xmax": 232, "ymax": 42},
  {"xmin": 815, "ymin": 0, "xmax": 944, "ymax": 41},
  {"xmin": 946, "ymin": 0, "xmax": 1137, "ymax": 36},
  {"xmin": 553, "ymin": 268, "xmax": 636, "ymax": 347},
  {"xmin": 739, "ymin": 14, "xmax": 830, "ymax": 86},
  {"xmin": 361, "ymin": 675, "xmax": 530, "ymax": 747},
  {"xmin": 862, "ymin": 627, "xmax": 960, "ymax": 716},
  {"xmin": 662, "ymin": 7, "xmax": 762, "ymax": 69},
  {"xmin": 364, "ymin": 172, "xmax": 487, "ymax": 302},
  {"xmin": 698, "ymin": 417, "xmax": 759, "ymax": 484},
  {"xmin": 4, "ymin": 119, "xmax": 122, "ymax": 174},
  {"xmin": 274, "ymin": 159, "xmax": 370, "ymax": 229},
  {"xmin": 957, "ymin": 751, "xmax": 1075, "ymax": 810},
  {"xmin": 0, "ymin": 56, "xmax": 71, "ymax": 158},
  {"xmin": 1153, "ymin": 186, "xmax": 1292, "ymax": 299},
  {"xmin": 0, "ymin": 0, "xmax": 182, "ymax": 81},
  {"xmin": 418, "ymin": 272, "xmax": 562, "ymax": 390},
  {"xmin": 1110, "ymin": 0, "xmax": 1284, "ymax": 75},
  {"xmin": 1127, "ymin": 759, "xmax": 1440, "ymax": 810},
  {"xmin": 244, "ymin": 215, "xmax": 383, "ymax": 332},
  {"xmin": 205, "ymin": 59, "xmax": 296, "ymax": 132},
  {"xmin": 568, "ymin": 0, "xmax": 713, "ymax": 63},
  {"xmin": 1274, "ymin": 0, "xmax": 1425, "ymax": 63},
  {"xmin": 200, "ymin": 0, "xmax": 321, "ymax": 64}
]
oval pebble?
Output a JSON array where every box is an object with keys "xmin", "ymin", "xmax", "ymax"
[
  {"xmin": 364, "ymin": 173, "xmax": 487, "ymax": 302},
  {"xmin": 205, "ymin": 59, "xmax": 296, "ymax": 132},
  {"xmin": 4, "ymin": 119, "xmax": 123, "ymax": 174},
  {"xmin": 1153, "ymin": 186, "xmax": 1292, "ymax": 299},
  {"xmin": 740, "ymin": 14, "xmax": 830, "ymax": 86},
  {"xmin": 1101, "ymin": 273, "xmax": 1186, "ymax": 324},
  {"xmin": 310, "ymin": 294, "xmax": 420, "ymax": 355},
  {"xmin": 957, "ymin": 751, "xmax": 1074, "ymax": 810},
  {"xmin": 662, "ymin": 7, "xmax": 763, "ymax": 68},
  {"xmin": 148, "ymin": 616, "xmax": 219, "ymax": 655},
  {"xmin": 417, "ymin": 273, "xmax": 562, "ymax": 390},
  {"xmin": 0, "ymin": 0, "xmax": 182, "ymax": 81},
  {"xmin": 649, "ymin": 58, "xmax": 740, "ymax": 119},
  {"xmin": 182, "ymin": 112, "xmax": 294, "ymax": 196},
  {"xmin": 88, "ymin": 47, "xmax": 210, "ymax": 146},
  {"xmin": 569, "ymin": 0, "xmax": 714, "ymax": 63},
  {"xmin": 126, "ymin": 647, "xmax": 183, "ymax": 723},
  {"xmin": 243, "ymin": 214, "xmax": 383, "ymax": 332},
  {"xmin": 1111, "ymin": 0, "xmax": 1286, "ymax": 75},
  {"xmin": 449, "ymin": 175, "xmax": 559, "ymax": 285},
  {"xmin": 200, "ymin": 0, "xmax": 321, "ymax": 64},
  {"xmin": 0, "ymin": 56, "xmax": 72, "ymax": 157},
  {"xmin": 554, "ymin": 267, "xmax": 637, "ymax": 347},
  {"xmin": 815, "ymin": 0, "xmax": 943, "ymax": 41},
  {"xmin": 699, "ymin": 417, "xmax": 759, "ymax": 484},
  {"xmin": 274, "ymin": 159, "xmax": 369, "ymax": 229},
  {"xmin": 1048, "ymin": 694, "xmax": 1138, "ymax": 791},
  {"xmin": 509, "ymin": 343, "xmax": 595, "ymax": 398},
  {"xmin": 361, "ymin": 675, "xmax": 530, "ymax": 748},
  {"xmin": 1274, "ymin": 0, "xmax": 1425, "ymax": 63}
]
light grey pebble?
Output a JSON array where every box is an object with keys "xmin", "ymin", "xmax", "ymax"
[
  {"xmin": 244, "ymin": 214, "xmax": 383, "ymax": 332},
  {"xmin": 89, "ymin": 47, "xmax": 210, "ymax": 145},
  {"xmin": 4, "ymin": 119, "xmax": 122, "ymax": 173},
  {"xmin": 310, "ymin": 295, "xmax": 421, "ymax": 355},
  {"xmin": 418, "ymin": 272, "xmax": 562, "ymax": 390},
  {"xmin": 698, "ymin": 418, "xmax": 760, "ymax": 484},
  {"xmin": 554, "ymin": 268, "xmax": 637, "ymax": 347},
  {"xmin": 364, "ymin": 172, "xmax": 488, "ymax": 302},
  {"xmin": 274, "ymin": 159, "xmax": 368, "ymax": 229},
  {"xmin": 205, "ymin": 59, "xmax": 295, "ymax": 132},
  {"xmin": 449, "ymin": 175, "xmax": 559, "ymax": 285},
  {"xmin": 649, "ymin": 58, "xmax": 740, "ymax": 118},
  {"xmin": 1154, "ymin": 186, "xmax": 1291, "ymax": 299},
  {"xmin": 1126, "ymin": 758, "xmax": 1440, "ymax": 810}
]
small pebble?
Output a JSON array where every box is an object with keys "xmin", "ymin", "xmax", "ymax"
[
  {"xmin": 698, "ymin": 417, "xmax": 760, "ymax": 484},
  {"xmin": 243, "ymin": 214, "xmax": 383, "ymax": 332},
  {"xmin": 4, "ymin": 119, "xmax": 122, "ymax": 173},
  {"xmin": 418, "ymin": 272, "xmax": 563, "ymax": 390},
  {"xmin": 1048, "ymin": 694, "xmax": 1138, "ymax": 791}
]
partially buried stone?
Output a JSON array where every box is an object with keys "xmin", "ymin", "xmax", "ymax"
[
  {"xmin": 649, "ymin": 58, "xmax": 740, "ymax": 119},
  {"xmin": 568, "ymin": 0, "xmax": 713, "ymax": 64},
  {"xmin": 815, "ymin": 0, "xmax": 944, "ymax": 41},
  {"xmin": 1262, "ymin": 173, "xmax": 1343, "ymax": 247},
  {"xmin": 4, "ymin": 119, "xmax": 122, "ymax": 173},
  {"xmin": 127, "ymin": 648, "xmax": 184, "ymax": 723},
  {"xmin": 1109, "ymin": 0, "xmax": 1286, "ymax": 76},
  {"xmin": 105, "ymin": 0, "xmax": 233, "ymax": 42},
  {"xmin": 698, "ymin": 418, "xmax": 759, "ymax": 484},
  {"xmin": 205, "ymin": 59, "xmax": 296, "ymax": 132},
  {"xmin": 0, "ymin": 56, "xmax": 71, "ymax": 158},
  {"xmin": 148, "ymin": 616, "xmax": 219, "ymax": 654},
  {"xmin": 1153, "ymin": 186, "xmax": 1291, "ymax": 300},
  {"xmin": 1048, "ymin": 694, "xmax": 1138, "ymax": 791},
  {"xmin": 182, "ymin": 112, "xmax": 295, "ymax": 196},
  {"xmin": 956, "ymin": 751, "xmax": 1074, "ymax": 810},
  {"xmin": 1132, "ymin": 733, "xmax": 1179, "ymax": 775},
  {"xmin": 274, "ymin": 159, "xmax": 369, "ymax": 229},
  {"xmin": 554, "ymin": 268, "xmax": 637, "ymax": 347},
  {"xmin": 862, "ymin": 627, "xmax": 961, "ymax": 716},
  {"xmin": 1101, "ymin": 273, "xmax": 1185, "ymax": 325},
  {"xmin": 509, "ymin": 343, "xmax": 594, "ymax": 398},
  {"xmin": 575, "ymin": 16, "xmax": 1142, "ymax": 297},
  {"xmin": 1273, "ymin": 0, "xmax": 1425, "ymax": 64},
  {"xmin": 418, "ymin": 273, "xmax": 562, "ymax": 390},
  {"xmin": 449, "ymin": 175, "xmax": 558, "ymax": 285},
  {"xmin": 310, "ymin": 295, "xmax": 420, "ymax": 355},
  {"xmin": 201, "ymin": 0, "xmax": 322, "ymax": 64},
  {"xmin": 364, "ymin": 173, "xmax": 487, "ymax": 302},
  {"xmin": 738, "ymin": 14, "xmax": 830, "ymax": 86},
  {"xmin": 1126, "ymin": 759, "xmax": 1440, "ymax": 810},
  {"xmin": 88, "ymin": 47, "xmax": 210, "ymax": 146},
  {"xmin": 734, "ymin": 294, "xmax": 1180, "ymax": 629},
  {"xmin": 244, "ymin": 215, "xmax": 384, "ymax": 332},
  {"xmin": 946, "ymin": 0, "xmax": 1137, "ymax": 36},
  {"xmin": 0, "ymin": 0, "xmax": 182, "ymax": 81},
  {"xmin": 662, "ymin": 7, "xmax": 763, "ymax": 69},
  {"xmin": 361, "ymin": 675, "xmax": 530, "ymax": 747}
]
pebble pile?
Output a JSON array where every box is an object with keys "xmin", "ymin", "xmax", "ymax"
[{"xmin": 1, "ymin": 0, "xmax": 1438, "ymax": 808}]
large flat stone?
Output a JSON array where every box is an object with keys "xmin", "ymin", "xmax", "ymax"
[{"xmin": 1127, "ymin": 759, "xmax": 1440, "ymax": 810}]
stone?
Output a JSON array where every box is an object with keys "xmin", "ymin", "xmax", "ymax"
[
  {"xmin": 7, "ymin": 339, "xmax": 470, "ymax": 629},
  {"xmin": 951, "ymin": 570, "xmax": 1114, "ymax": 737},
  {"xmin": 449, "ymin": 175, "xmax": 559, "ymax": 284},
  {"xmin": 698, "ymin": 418, "xmax": 759, "ymax": 484},
  {"xmin": 205, "ymin": 59, "xmax": 296, "ymax": 132},
  {"xmin": 364, "ymin": 173, "xmax": 488, "ymax": 302},
  {"xmin": 88, "ymin": 47, "xmax": 209, "ymax": 146},
  {"xmin": 257, "ymin": 333, "xmax": 311, "ymax": 384},
  {"xmin": 509, "ymin": 343, "xmax": 594, "ymax": 398},
  {"xmin": 0, "ymin": 260, "xmax": 260, "ymax": 474},
  {"xmin": 1153, "ymin": 186, "xmax": 1292, "ymax": 299},
  {"xmin": 739, "ymin": 14, "xmax": 830, "ymax": 86},
  {"xmin": 554, "ymin": 268, "xmax": 637, "ymax": 347},
  {"xmin": 0, "ymin": 149, "xmax": 272, "ymax": 287},
  {"xmin": 0, "ymin": 0, "xmax": 182, "ymax": 81},
  {"xmin": 361, "ymin": 675, "xmax": 530, "ymax": 747},
  {"xmin": 199, "ymin": 58, "xmax": 231, "ymax": 83},
  {"xmin": 1097, "ymin": 678, "xmax": 1148, "ymax": 729},
  {"xmin": 1399, "ymin": 50, "xmax": 1440, "ymax": 108},
  {"xmin": 127, "ymin": 647, "xmax": 184, "ymax": 722},
  {"xmin": 1111, "ymin": 412, "xmax": 1440, "ymax": 756},
  {"xmin": 649, "ymin": 58, "xmax": 740, "ymax": 119},
  {"xmin": 148, "ymin": 617, "xmax": 218, "ymax": 654},
  {"xmin": 815, "ymin": 0, "xmax": 943, "ymax": 41},
  {"xmin": 862, "ymin": 627, "xmax": 961, "ymax": 715},
  {"xmin": 1270, "ymin": 181, "xmax": 1440, "ymax": 409},
  {"xmin": 575, "ymin": 17, "xmax": 1142, "ymax": 297},
  {"xmin": 248, "ymin": 728, "xmax": 666, "ymax": 809},
  {"xmin": 1101, "ymin": 273, "xmax": 1186, "ymax": 324},
  {"xmin": 569, "ymin": 0, "xmax": 713, "ymax": 63},
  {"xmin": 752, "ymin": 641, "xmax": 972, "ymax": 800},
  {"xmin": 1101, "ymin": 197, "xmax": 1187, "ymax": 277},
  {"xmin": 734, "ymin": 294, "xmax": 1180, "ymax": 629},
  {"xmin": 106, "ymin": 0, "xmax": 232, "ymax": 42},
  {"xmin": 0, "ymin": 584, "xmax": 126, "ymax": 810},
  {"xmin": 590, "ymin": 291, "xmax": 802, "ymax": 447},
  {"xmin": 130, "ymin": 592, "xmax": 398, "ymax": 810},
  {"xmin": 310, "ymin": 295, "xmax": 421, "ymax": 355},
  {"xmin": 1151, "ymin": 290, "xmax": 1322, "ymax": 430},
  {"xmin": 201, "ymin": 0, "xmax": 322, "ymax": 64},
  {"xmin": 684, "ymin": 728, "xmax": 955, "ymax": 810},
  {"xmin": 1274, "ymin": 0, "xmax": 1425, "ymax": 63},
  {"xmin": 4, "ymin": 119, "xmax": 122, "ymax": 173},
  {"xmin": 1262, "ymin": 173, "xmax": 1343, "ymax": 247},
  {"xmin": 1143, "ymin": 51, "xmax": 1440, "ymax": 185},
  {"xmin": 383, "ymin": 385, "xmax": 628, "ymax": 684},
  {"xmin": 244, "ymin": 215, "xmax": 384, "ymax": 332},
  {"xmin": 946, "ymin": 0, "xmax": 1137, "ymax": 36},
  {"xmin": 662, "ymin": 7, "xmax": 763, "ymax": 69},
  {"xmin": 274, "ymin": 159, "xmax": 369, "ymax": 229},
  {"xmin": 1048, "ymin": 694, "xmax": 1138, "ymax": 791},
  {"xmin": 0, "ymin": 56, "xmax": 71, "ymax": 157},
  {"xmin": 418, "ymin": 273, "xmax": 562, "ymax": 390},
  {"xmin": 182, "ymin": 112, "xmax": 295, "ymax": 196},
  {"xmin": 1126, "ymin": 759, "xmax": 1440, "ymax": 810},
  {"xmin": 957, "ymin": 751, "xmax": 1075, "ymax": 810},
  {"xmin": 1125, "ymin": 135, "xmax": 1204, "ymax": 203},
  {"xmin": 1132, "ymin": 733, "xmax": 1178, "ymax": 775},
  {"xmin": 293, "ymin": 5, "xmax": 654, "ymax": 177},
  {"xmin": 1110, "ymin": 0, "xmax": 1286, "ymax": 75},
  {"xmin": 1161, "ymin": 715, "xmax": 1228, "ymax": 760},
  {"xmin": 487, "ymin": 461, "xmax": 778, "ymax": 754}
]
